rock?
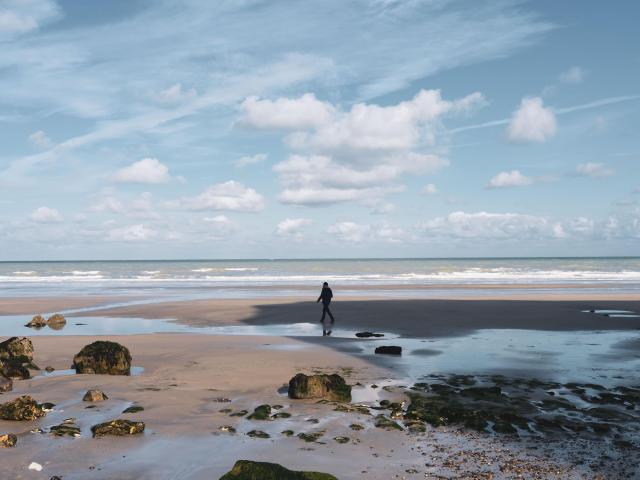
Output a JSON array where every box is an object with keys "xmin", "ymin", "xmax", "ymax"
[
  {"xmin": 297, "ymin": 431, "xmax": 324, "ymax": 442},
  {"xmin": 355, "ymin": 332, "xmax": 384, "ymax": 338},
  {"xmin": 47, "ymin": 314, "xmax": 67, "ymax": 329},
  {"xmin": 122, "ymin": 405, "xmax": 144, "ymax": 414},
  {"xmin": 333, "ymin": 436, "xmax": 349, "ymax": 443},
  {"xmin": 83, "ymin": 389, "xmax": 108, "ymax": 402},
  {"xmin": 288, "ymin": 373, "xmax": 351, "ymax": 402},
  {"xmin": 50, "ymin": 422, "xmax": 81, "ymax": 437},
  {"xmin": 0, "ymin": 360, "xmax": 31, "ymax": 380},
  {"xmin": 374, "ymin": 414, "xmax": 403, "ymax": 430},
  {"xmin": 374, "ymin": 346, "xmax": 402, "ymax": 355},
  {"xmin": 246, "ymin": 430, "xmax": 270, "ymax": 439},
  {"xmin": 219, "ymin": 425, "xmax": 236, "ymax": 433},
  {"xmin": 0, "ymin": 395, "xmax": 46, "ymax": 421},
  {"xmin": 349, "ymin": 423, "xmax": 364, "ymax": 431},
  {"xmin": 219, "ymin": 460, "xmax": 338, "ymax": 480},
  {"xmin": 272, "ymin": 412, "xmax": 291, "ymax": 419},
  {"xmin": 25, "ymin": 315, "xmax": 46, "ymax": 328},
  {"xmin": 72, "ymin": 341, "xmax": 132, "ymax": 375},
  {"xmin": 91, "ymin": 419, "xmax": 145, "ymax": 437},
  {"xmin": 0, "ymin": 375, "xmax": 12, "ymax": 393},
  {"xmin": 45, "ymin": 366, "xmax": 55, "ymax": 373},
  {"xmin": 247, "ymin": 404, "xmax": 271, "ymax": 420},
  {"xmin": 0, "ymin": 433, "xmax": 17, "ymax": 448},
  {"xmin": 281, "ymin": 429, "xmax": 295, "ymax": 437},
  {"xmin": 0, "ymin": 337, "xmax": 34, "ymax": 362}
]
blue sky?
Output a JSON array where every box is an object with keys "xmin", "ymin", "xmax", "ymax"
[{"xmin": 0, "ymin": 0, "xmax": 639, "ymax": 260}]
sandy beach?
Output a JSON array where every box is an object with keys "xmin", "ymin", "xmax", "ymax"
[{"xmin": 1, "ymin": 291, "xmax": 639, "ymax": 479}]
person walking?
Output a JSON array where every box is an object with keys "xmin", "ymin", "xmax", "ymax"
[{"xmin": 317, "ymin": 281, "xmax": 335, "ymax": 336}]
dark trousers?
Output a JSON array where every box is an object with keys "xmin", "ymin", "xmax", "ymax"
[{"xmin": 321, "ymin": 303, "xmax": 335, "ymax": 322}]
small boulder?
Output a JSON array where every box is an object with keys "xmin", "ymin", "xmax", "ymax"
[
  {"xmin": 219, "ymin": 460, "xmax": 338, "ymax": 480},
  {"xmin": 374, "ymin": 346, "xmax": 402, "ymax": 355},
  {"xmin": 355, "ymin": 332, "xmax": 384, "ymax": 338},
  {"xmin": 288, "ymin": 373, "xmax": 351, "ymax": 402},
  {"xmin": 72, "ymin": 341, "xmax": 132, "ymax": 375},
  {"xmin": 247, "ymin": 404, "xmax": 271, "ymax": 420},
  {"xmin": 91, "ymin": 419, "xmax": 145, "ymax": 437},
  {"xmin": 25, "ymin": 315, "xmax": 47, "ymax": 329},
  {"xmin": 83, "ymin": 389, "xmax": 108, "ymax": 402},
  {"xmin": 47, "ymin": 314, "xmax": 67, "ymax": 330},
  {"xmin": 0, "ymin": 433, "xmax": 17, "ymax": 448},
  {"xmin": 0, "ymin": 360, "xmax": 31, "ymax": 380},
  {"xmin": 0, "ymin": 375, "xmax": 12, "ymax": 393},
  {"xmin": 45, "ymin": 366, "xmax": 55, "ymax": 373},
  {"xmin": 0, "ymin": 395, "xmax": 46, "ymax": 421},
  {"xmin": 0, "ymin": 337, "xmax": 34, "ymax": 362}
]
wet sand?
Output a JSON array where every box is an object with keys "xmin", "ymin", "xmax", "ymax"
[{"xmin": 1, "ymin": 293, "xmax": 640, "ymax": 479}]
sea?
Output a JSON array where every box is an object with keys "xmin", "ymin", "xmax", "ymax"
[{"xmin": 0, "ymin": 257, "xmax": 639, "ymax": 298}]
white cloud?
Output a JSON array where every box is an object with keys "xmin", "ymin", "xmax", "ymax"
[
  {"xmin": 575, "ymin": 162, "xmax": 614, "ymax": 178},
  {"xmin": 0, "ymin": 0, "xmax": 60, "ymax": 37},
  {"xmin": 241, "ymin": 93, "xmax": 335, "ymax": 129},
  {"xmin": 30, "ymin": 206, "xmax": 62, "ymax": 223},
  {"xmin": 112, "ymin": 158, "xmax": 171, "ymax": 184},
  {"xmin": 420, "ymin": 211, "xmax": 563, "ymax": 240},
  {"xmin": 507, "ymin": 97, "xmax": 557, "ymax": 143},
  {"xmin": 154, "ymin": 83, "xmax": 196, "ymax": 104},
  {"xmin": 107, "ymin": 224, "xmax": 157, "ymax": 242},
  {"xmin": 187, "ymin": 181, "xmax": 265, "ymax": 212},
  {"xmin": 276, "ymin": 218, "xmax": 312, "ymax": 240},
  {"xmin": 559, "ymin": 66, "xmax": 585, "ymax": 84},
  {"xmin": 487, "ymin": 170, "xmax": 533, "ymax": 188},
  {"xmin": 89, "ymin": 196, "xmax": 124, "ymax": 214},
  {"xmin": 234, "ymin": 153, "xmax": 268, "ymax": 168},
  {"xmin": 28, "ymin": 130, "xmax": 52, "ymax": 148},
  {"xmin": 423, "ymin": 183, "xmax": 438, "ymax": 195}
]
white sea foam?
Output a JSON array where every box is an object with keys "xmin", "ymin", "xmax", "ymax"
[
  {"xmin": 191, "ymin": 268, "xmax": 215, "ymax": 272},
  {"xmin": 13, "ymin": 271, "xmax": 35, "ymax": 275},
  {"xmin": 224, "ymin": 267, "xmax": 259, "ymax": 271}
]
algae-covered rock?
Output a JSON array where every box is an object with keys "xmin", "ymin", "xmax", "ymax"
[
  {"xmin": 122, "ymin": 405, "xmax": 144, "ymax": 414},
  {"xmin": 0, "ymin": 433, "xmax": 17, "ymax": 447},
  {"xmin": 0, "ymin": 337, "xmax": 34, "ymax": 362},
  {"xmin": 0, "ymin": 395, "xmax": 46, "ymax": 421},
  {"xmin": 374, "ymin": 346, "xmax": 402, "ymax": 355},
  {"xmin": 333, "ymin": 436, "xmax": 349, "ymax": 443},
  {"xmin": 246, "ymin": 430, "xmax": 270, "ymax": 439},
  {"xmin": 83, "ymin": 390, "xmax": 108, "ymax": 402},
  {"xmin": 73, "ymin": 341, "xmax": 132, "ymax": 375},
  {"xmin": 219, "ymin": 460, "xmax": 338, "ymax": 480},
  {"xmin": 247, "ymin": 404, "xmax": 271, "ymax": 420},
  {"xmin": 50, "ymin": 422, "xmax": 81, "ymax": 437},
  {"xmin": 0, "ymin": 375, "xmax": 12, "ymax": 393},
  {"xmin": 288, "ymin": 373, "xmax": 351, "ymax": 402},
  {"xmin": 1, "ymin": 359, "xmax": 31, "ymax": 380},
  {"xmin": 374, "ymin": 414, "xmax": 403, "ymax": 431},
  {"xmin": 91, "ymin": 419, "xmax": 144, "ymax": 437},
  {"xmin": 297, "ymin": 431, "xmax": 324, "ymax": 442},
  {"xmin": 25, "ymin": 315, "xmax": 47, "ymax": 329},
  {"xmin": 47, "ymin": 314, "xmax": 67, "ymax": 329}
]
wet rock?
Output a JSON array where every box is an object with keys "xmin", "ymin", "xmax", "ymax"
[
  {"xmin": 1, "ymin": 359, "xmax": 31, "ymax": 380},
  {"xmin": 0, "ymin": 433, "xmax": 17, "ymax": 448},
  {"xmin": 334, "ymin": 403, "xmax": 370, "ymax": 415},
  {"xmin": 374, "ymin": 414, "xmax": 403, "ymax": 430},
  {"xmin": 229, "ymin": 409, "xmax": 248, "ymax": 417},
  {"xmin": 403, "ymin": 419, "xmax": 426, "ymax": 433},
  {"xmin": 246, "ymin": 430, "xmax": 270, "ymax": 439},
  {"xmin": 91, "ymin": 419, "xmax": 145, "ymax": 437},
  {"xmin": 47, "ymin": 313, "xmax": 67, "ymax": 329},
  {"xmin": 0, "ymin": 337, "xmax": 34, "ymax": 362},
  {"xmin": 333, "ymin": 436, "xmax": 349, "ymax": 443},
  {"xmin": 72, "ymin": 341, "xmax": 132, "ymax": 375},
  {"xmin": 0, "ymin": 395, "xmax": 46, "ymax": 421},
  {"xmin": 50, "ymin": 421, "xmax": 81, "ymax": 437},
  {"xmin": 83, "ymin": 389, "xmax": 108, "ymax": 402},
  {"xmin": 25, "ymin": 315, "xmax": 47, "ymax": 329},
  {"xmin": 288, "ymin": 373, "xmax": 351, "ymax": 402},
  {"xmin": 272, "ymin": 412, "xmax": 291, "ymax": 419},
  {"xmin": 374, "ymin": 346, "xmax": 402, "ymax": 355},
  {"xmin": 0, "ymin": 375, "xmax": 12, "ymax": 393},
  {"xmin": 355, "ymin": 332, "xmax": 384, "ymax": 338},
  {"xmin": 122, "ymin": 405, "xmax": 144, "ymax": 414},
  {"xmin": 297, "ymin": 431, "xmax": 324, "ymax": 442},
  {"xmin": 247, "ymin": 404, "xmax": 271, "ymax": 420},
  {"xmin": 219, "ymin": 425, "xmax": 236, "ymax": 433},
  {"xmin": 219, "ymin": 460, "xmax": 338, "ymax": 480},
  {"xmin": 281, "ymin": 429, "xmax": 295, "ymax": 437},
  {"xmin": 45, "ymin": 366, "xmax": 55, "ymax": 373},
  {"xmin": 349, "ymin": 423, "xmax": 364, "ymax": 431}
]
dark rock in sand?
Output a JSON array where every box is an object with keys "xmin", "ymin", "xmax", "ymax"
[
  {"xmin": 0, "ymin": 359, "xmax": 31, "ymax": 380},
  {"xmin": 297, "ymin": 431, "xmax": 324, "ymax": 442},
  {"xmin": 272, "ymin": 412, "xmax": 291, "ymax": 419},
  {"xmin": 45, "ymin": 366, "xmax": 55, "ymax": 373},
  {"xmin": 219, "ymin": 460, "xmax": 338, "ymax": 480},
  {"xmin": 91, "ymin": 419, "xmax": 145, "ymax": 437},
  {"xmin": 246, "ymin": 430, "xmax": 270, "ymax": 439},
  {"xmin": 355, "ymin": 332, "xmax": 384, "ymax": 338},
  {"xmin": 333, "ymin": 436, "xmax": 349, "ymax": 444},
  {"xmin": 349, "ymin": 423, "xmax": 364, "ymax": 431},
  {"xmin": 288, "ymin": 373, "xmax": 351, "ymax": 402},
  {"xmin": 50, "ymin": 422, "xmax": 81, "ymax": 437},
  {"xmin": 83, "ymin": 389, "xmax": 108, "ymax": 402},
  {"xmin": 247, "ymin": 404, "xmax": 271, "ymax": 420},
  {"xmin": 374, "ymin": 346, "xmax": 402, "ymax": 355},
  {"xmin": 0, "ymin": 375, "xmax": 12, "ymax": 393},
  {"xmin": 0, "ymin": 433, "xmax": 17, "ymax": 448},
  {"xmin": 281, "ymin": 429, "xmax": 295, "ymax": 437},
  {"xmin": 374, "ymin": 414, "xmax": 403, "ymax": 431},
  {"xmin": 122, "ymin": 405, "xmax": 144, "ymax": 414},
  {"xmin": 0, "ymin": 395, "xmax": 46, "ymax": 421},
  {"xmin": 25, "ymin": 315, "xmax": 47, "ymax": 329},
  {"xmin": 0, "ymin": 337, "xmax": 34, "ymax": 362},
  {"xmin": 46, "ymin": 314, "xmax": 67, "ymax": 329},
  {"xmin": 72, "ymin": 341, "xmax": 132, "ymax": 375}
]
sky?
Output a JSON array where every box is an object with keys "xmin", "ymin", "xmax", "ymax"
[{"xmin": 0, "ymin": 0, "xmax": 639, "ymax": 260}]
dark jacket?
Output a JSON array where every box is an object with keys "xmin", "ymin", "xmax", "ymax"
[{"xmin": 317, "ymin": 287, "xmax": 333, "ymax": 305}]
